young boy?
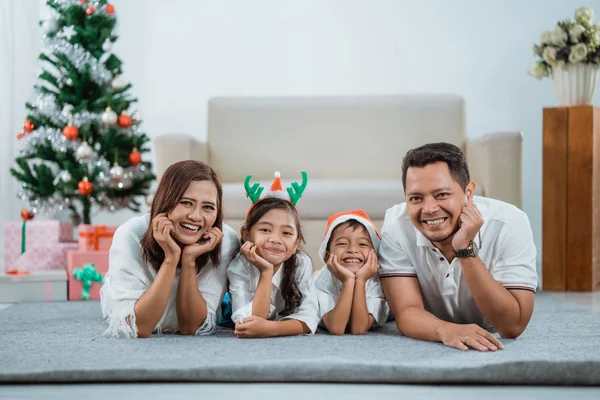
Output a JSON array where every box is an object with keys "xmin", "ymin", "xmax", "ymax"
[{"xmin": 315, "ymin": 210, "xmax": 389, "ymax": 335}]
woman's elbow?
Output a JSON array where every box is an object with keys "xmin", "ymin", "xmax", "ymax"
[{"xmin": 137, "ymin": 329, "xmax": 152, "ymax": 339}]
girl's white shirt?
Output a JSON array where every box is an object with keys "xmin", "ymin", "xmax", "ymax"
[
  {"xmin": 227, "ymin": 252, "xmax": 320, "ymax": 334},
  {"xmin": 100, "ymin": 214, "xmax": 239, "ymax": 338}
]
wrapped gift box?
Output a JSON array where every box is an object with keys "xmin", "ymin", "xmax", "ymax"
[
  {"xmin": 4, "ymin": 220, "xmax": 76, "ymax": 272},
  {"xmin": 0, "ymin": 270, "xmax": 68, "ymax": 302},
  {"xmin": 6, "ymin": 242, "xmax": 80, "ymax": 273},
  {"xmin": 77, "ymin": 225, "xmax": 117, "ymax": 252},
  {"xmin": 67, "ymin": 250, "xmax": 109, "ymax": 301}
]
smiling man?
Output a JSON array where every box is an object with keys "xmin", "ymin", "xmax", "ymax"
[{"xmin": 378, "ymin": 142, "xmax": 538, "ymax": 351}]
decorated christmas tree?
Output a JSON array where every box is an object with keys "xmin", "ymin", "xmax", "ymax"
[{"xmin": 10, "ymin": 0, "xmax": 155, "ymax": 225}]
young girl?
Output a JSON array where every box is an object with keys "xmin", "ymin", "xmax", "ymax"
[
  {"xmin": 227, "ymin": 172, "xmax": 319, "ymax": 338},
  {"xmin": 315, "ymin": 210, "xmax": 389, "ymax": 335},
  {"xmin": 100, "ymin": 160, "xmax": 239, "ymax": 338}
]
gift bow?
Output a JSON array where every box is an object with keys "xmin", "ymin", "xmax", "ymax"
[
  {"xmin": 79, "ymin": 225, "xmax": 114, "ymax": 251},
  {"xmin": 72, "ymin": 263, "xmax": 104, "ymax": 300}
]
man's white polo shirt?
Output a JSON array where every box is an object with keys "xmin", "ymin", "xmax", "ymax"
[{"xmin": 378, "ymin": 196, "xmax": 538, "ymax": 331}]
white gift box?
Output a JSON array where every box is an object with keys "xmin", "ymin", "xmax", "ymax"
[{"xmin": 0, "ymin": 270, "xmax": 67, "ymax": 302}]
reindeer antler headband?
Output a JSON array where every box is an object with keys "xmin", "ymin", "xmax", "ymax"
[{"xmin": 244, "ymin": 171, "xmax": 308, "ymax": 208}]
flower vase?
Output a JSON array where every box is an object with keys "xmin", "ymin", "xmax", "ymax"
[{"xmin": 552, "ymin": 64, "xmax": 600, "ymax": 106}]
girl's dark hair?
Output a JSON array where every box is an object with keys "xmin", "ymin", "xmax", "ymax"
[
  {"xmin": 401, "ymin": 142, "xmax": 470, "ymax": 191},
  {"xmin": 140, "ymin": 160, "xmax": 224, "ymax": 273},
  {"xmin": 242, "ymin": 197, "xmax": 304, "ymax": 315}
]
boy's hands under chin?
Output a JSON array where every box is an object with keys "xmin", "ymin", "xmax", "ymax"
[
  {"xmin": 355, "ymin": 249, "xmax": 378, "ymax": 282},
  {"xmin": 326, "ymin": 254, "xmax": 355, "ymax": 284},
  {"xmin": 234, "ymin": 316, "xmax": 273, "ymax": 338},
  {"xmin": 241, "ymin": 241, "xmax": 274, "ymax": 272},
  {"xmin": 182, "ymin": 227, "xmax": 224, "ymax": 264}
]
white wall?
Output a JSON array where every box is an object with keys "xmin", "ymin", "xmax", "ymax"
[{"xmin": 5, "ymin": 0, "xmax": 600, "ymax": 267}]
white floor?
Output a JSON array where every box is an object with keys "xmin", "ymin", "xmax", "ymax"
[{"xmin": 1, "ymin": 384, "xmax": 600, "ymax": 400}]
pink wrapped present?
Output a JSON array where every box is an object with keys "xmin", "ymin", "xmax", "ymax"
[
  {"xmin": 67, "ymin": 250, "xmax": 109, "ymax": 301},
  {"xmin": 6, "ymin": 242, "xmax": 80, "ymax": 273},
  {"xmin": 3, "ymin": 220, "xmax": 75, "ymax": 272},
  {"xmin": 78, "ymin": 225, "xmax": 117, "ymax": 251}
]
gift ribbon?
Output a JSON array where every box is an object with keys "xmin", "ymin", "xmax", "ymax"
[
  {"xmin": 79, "ymin": 225, "xmax": 114, "ymax": 251},
  {"xmin": 21, "ymin": 220, "xmax": 26, "ymax": 254},
  {"xmin": 72, "ymin": 263, "xmax": 104, "ymax": 300}
]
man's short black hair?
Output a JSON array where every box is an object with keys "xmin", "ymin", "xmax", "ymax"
[{"xmin": 401, "ymin": 142, "xmax": 470, "ymax": 191}]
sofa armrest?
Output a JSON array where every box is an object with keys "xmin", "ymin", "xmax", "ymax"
[
  {"xmin": 465, "ymin": 132, "xmax": 522, "ymax": 209},
  {"xmin": 153, "ymin": 134, "xmax": 208, "ymax": 181}
]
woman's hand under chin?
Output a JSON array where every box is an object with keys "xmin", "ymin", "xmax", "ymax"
[
  {"xmin": 181, "ymin": 227, "xmax": 224, "ymax": 266},
  {"xmin": 152, "ymin": 213, "xmax": 182, "ymax": 264}
]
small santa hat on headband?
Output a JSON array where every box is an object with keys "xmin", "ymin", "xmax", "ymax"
[
  {"xmin": 245, "ymin": 171, "xmax": 308, "ymax": 208},
  {"xmin": 318, "ymin": 210, "xmax": 381, "ymax": 264}
]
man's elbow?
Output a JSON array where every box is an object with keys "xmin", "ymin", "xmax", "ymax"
[{"xmin": 497, "ymin": 323, "xmax": 527, "ymax": 339}]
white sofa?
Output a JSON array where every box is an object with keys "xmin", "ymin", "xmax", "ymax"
[{"xmin": 153, "ymin": 95, "xmax": 522, "ymax": 267}]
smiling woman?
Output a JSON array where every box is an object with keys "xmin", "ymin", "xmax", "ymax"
[{"xmin": 100, "ymin": 160, "xmax": 240, "ymax": 339}]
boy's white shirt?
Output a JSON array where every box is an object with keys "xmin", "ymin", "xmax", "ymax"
[
  {"xmin": 227, "ymin": 252, "xmax": 320, "ymax": 334},
  {"xmin": 99, "ymin": 214, "xmax": 239, "ymax": 338},
  {"xmin": 378, "ymin": 196, "xmax": 538, "ymax": 331},
  {"xmin": 315, "ymin": 266, "xmax": 390, "ymax": 327}
]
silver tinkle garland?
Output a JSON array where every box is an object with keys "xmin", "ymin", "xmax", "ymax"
[{"xmin": 42, "ymin": 37, "xmax": 113, "ymax": 85}]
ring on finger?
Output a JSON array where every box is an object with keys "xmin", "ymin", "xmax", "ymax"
[{"xmin": 464, "ymin": 336, "xmax": 470, "ymax": 344}]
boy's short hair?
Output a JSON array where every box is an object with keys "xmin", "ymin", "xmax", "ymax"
[{"xmin": 326, "ymin": 219, "xmax": 373, "ymax": 251}]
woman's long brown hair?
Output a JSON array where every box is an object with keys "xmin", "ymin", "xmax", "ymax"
[
  {"xmin": 140, "ymin": 160, "xmax": 224, "ymax": 273},
  {"xmin": 241, "ymin": 197, "xmax": 305, "ymax": 315}
]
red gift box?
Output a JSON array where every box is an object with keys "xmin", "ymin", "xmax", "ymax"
[
  {"xmin": 78, "ymin": 225, "xmax": 117, "ymax": 251},
  {"xmin": 67, "ymin": 250, "xmax": 109, "ymax": 301},
  {"xmin": 3, "ymin": 220, "xmax": 75, "ymax": 272}
]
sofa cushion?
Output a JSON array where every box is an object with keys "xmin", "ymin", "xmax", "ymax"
[{"xmin": 222, "ymin": 179, "xmax": 405, "ymax": 220}]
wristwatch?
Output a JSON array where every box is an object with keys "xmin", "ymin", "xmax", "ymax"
[{"xmin": 453, "ymin": 240, "xmax": 479, "ymax": 258}]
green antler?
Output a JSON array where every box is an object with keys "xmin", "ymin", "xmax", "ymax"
[
  {"xmin": 244, "ymin": 174, "xmax": 264, "ymax": 204},
  {"xmin": 287, "ymin": 171, "xmax": 308, "ymax": 206}
]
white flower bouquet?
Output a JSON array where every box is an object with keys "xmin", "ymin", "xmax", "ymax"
[{"xmin": 529, "ymin": 7, "xmax": 600, "ymax": 79}]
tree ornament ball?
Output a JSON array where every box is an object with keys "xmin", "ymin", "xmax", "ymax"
[
  {"xmin": 129, "ymin": 149, "xmax": 142, "ymax": 166},
  {"xmin": 75, "ymin": 142, "xmax": 93, "ymax": 160},
  {"xmin": 101, "ymin": 107, "xmax": 118, "ymax": 125},
  {"xmin": 78, "ymin": 178, "xmax": 93, "ymax": 195},
  {"xmin": 106, "ymin": 4, "xmax": 115, "ymax": 14},
  {"xmin": 24, "ymin": 120, "xmax": 35, "ymax": 133},
  {"xmin": 118, "ymin": 112, "xmax": 132, "ymax": 128},
  {"xmin": 110, "ymin": 164, "xmax": 125, "ymax": 181},
  {"xmin": 63, "ymin": 124, "xmax": 79, "ymax": 140},
  {"xmin": 102, "ymin": 38, "xmax": 112, "ymax": 52},
  {"xmin": 21, "ymin": 209, "xmax": 34, "ymax": 221},
  {"xmin": 111, "ymin": 75, "xmax": 127, "ymax": 90},
  {"xmin": 42, "ymin": 18, "xmax": 59, "ymax": 34},
  {"xmin": 86, "ymin": 5, "xmax": 96, "ymax": 15},
  {"xmin": 80, "ymin": 0, "xmax": 88, "ymax": 5},
  {"xmin": 17, "ymin": 132, "xmax": 24, "ymax": 140}
]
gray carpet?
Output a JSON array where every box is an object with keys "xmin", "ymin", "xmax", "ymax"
[{"xmin": 1, "ymin": 293, "xmax": 599, "ymax": 385}]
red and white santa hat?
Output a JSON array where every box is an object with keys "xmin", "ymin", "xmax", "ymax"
[{"xmin": 318, "ymin": 210, "xmax": 381, "ymax": 264}]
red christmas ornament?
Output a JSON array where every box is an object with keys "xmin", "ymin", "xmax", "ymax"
[
  {"xmin": 63, "ymin": 125, "xmax": 79, "ymax": 140},
  {"xmin": 78, "ymin": 177, "xmax": 93, "ymax": 196},
  {"xmin": 106, "ymin": 4, "xmax": 115, "ymax": 14},
  {"xmin": 86, "ymin": 5, "xmax": 96, "ymax": 15},
  {"xmin": 118, "ymin": 112, "xmax": 132, "ymax": 128},
  {"xmin": 17, "ymin": 132, "xmax": 24, "ymax": 140},
  {"xmin": 21, "ymin": 209, "xmax": 34, "ymax": 221},
  {"xmin": 129, "ymin": 148, "xmax": 142, "ymax": 166},
  {"xmin": 24, "ymin": 120, "xmax": 35, "ymax": 133}
]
